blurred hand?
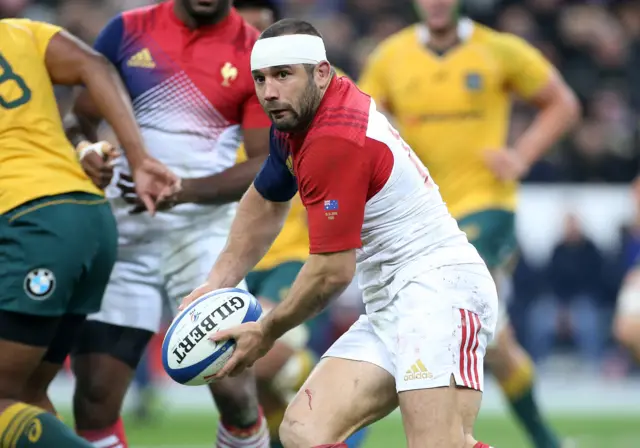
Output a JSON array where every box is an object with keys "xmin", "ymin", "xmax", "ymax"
[
  {"xmin": 77, "ymin": 141, "xmax": 119, "ymax": 189},
  {"xmin": 130, "ymin": 156, "xmax": 181, "ymax": 216},
  {"xmin": 118, "ymin": 173, "xmax": 182, "ymax": 215},
  {"xmin": 208, "ymin": 322, "xmax": 274, "ymax": 379},
  {"xmin": 483, "ymin": 149, "xmax": 530, "ymax": 182}
]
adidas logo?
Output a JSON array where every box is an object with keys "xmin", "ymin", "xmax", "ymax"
[
  {"xmin": 404, "ymin": 359, "xmax": 433, "ymax": 381},
  {"xmin": 127, "ymin": 49, "xmax": 156, "ymax": 69}
]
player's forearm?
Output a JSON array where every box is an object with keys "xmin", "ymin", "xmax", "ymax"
[
  {"xmin": 515, "ymin": 88, "xmax": 580, "ymax": 166},
  {"xmin": 260, "ymin": 253, "xmax": 354, "ymax": 341},
  {"xmin": 206, "ymin": 185, "xmax": 289, "ymax": 287},
  {"xmin": 79, "ymin": 55, "xmax": 148, "ymax": 168},
  {"xmin": 178, "ymin": 156, "xmax": 267, "ymax": 205}
]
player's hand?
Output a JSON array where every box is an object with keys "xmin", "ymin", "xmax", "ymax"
[
  {"xmin": 77, "ymin": 141, "xmax": 119, "ymax": 189},
  {"xmin": 208, "ymin": 322, "xmax": 275, "ymax": 379},
  {"xmin": 118, "ymin": 174, "xmax": 183, "ymax": 214},
  {"xmin": 179, "ymin": 281, "xmax": 217, "ymax": 311},
  {"xmin": 483, "ymin": 149, "xmax": 530, "ymax": 181},
  {"xmin": 128, "ymin": 157, "xmax": 181, "ymax": 215}
]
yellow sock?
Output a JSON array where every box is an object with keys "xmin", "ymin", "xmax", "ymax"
[
  {"xmin": 498, "ymin": 353, "xmax": 534, "ymax": 399},
  {"xmin": 265, "ymin": 407, "xmax": 285, "ymax": 440}
]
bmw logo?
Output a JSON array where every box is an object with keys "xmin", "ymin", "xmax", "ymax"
[{"xmin": 24, "ymin": 268, "xmax": 56, "ymax": 300}]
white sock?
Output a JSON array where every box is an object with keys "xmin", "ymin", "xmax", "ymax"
[{"xmin": 216, "ymin": 414, "xmax": 270, "ymax": 448}]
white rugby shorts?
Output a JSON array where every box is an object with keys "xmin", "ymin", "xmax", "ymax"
[
  {"xmin": 88, "ymin": 200, "xmax": 244, "ymax": 333},
  {"xmin": 323, "ymin": 263, "xmax": 498, "ymax": 392}
]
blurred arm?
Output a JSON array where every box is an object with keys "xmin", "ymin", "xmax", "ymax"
[
  {"xmin": 514, "ymin": 72, "xmax": 581, "ymax": 168},
  {"xmin": 177, "ymin": 126, "xmax": 271, "ymax": 205},
  {"xmin": 503, "ymin": 34, "xmax": 581, "ymax": 167},
  {"xmin": 46, "ymin": 28, "xmax": 149, "ymax": 169}
]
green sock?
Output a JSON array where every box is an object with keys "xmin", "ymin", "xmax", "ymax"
[
  {"xmin": 270, "ymin": 441, "xmax": 285, "ymax": 448},
  {"xmin": 500, "ymin": 357, "xmax": 561, "ymax": 448},
  {"xmin": 509, "ymin": 387, "xmax": 560, "ymax": 448},
  {"xmin": 0, "ymin": 402, "xmax": 93, "ymax": 447}
]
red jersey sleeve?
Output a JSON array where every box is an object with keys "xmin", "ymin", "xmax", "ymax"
[
  {"xmin": 242, "ymin": 93, "xmax": 271, "ymax": 129},
  {"xmin": 297, "ymin": 136, "xmax": 370, "ymax": 254}
]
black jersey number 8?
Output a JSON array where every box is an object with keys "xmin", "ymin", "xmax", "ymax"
[{"xmin": 0, "ymin": 52, "xmax": 32, "ymax": 109}]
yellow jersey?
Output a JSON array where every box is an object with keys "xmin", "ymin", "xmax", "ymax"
[
  {"xmin": 0, "ymin": 19, "xmax": 101, "ymax": 215},
  {"xmin": 238, "ymin": 68, "xmax": 349, "ymax": 270},
  {"xmin": 358, "ymin": 20, "xmax": 553, "ymax": 218}
]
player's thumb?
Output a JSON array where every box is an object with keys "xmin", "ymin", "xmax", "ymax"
[
  {"xmin": 179, "ymin": 284, "xmax": 209, "ymax": 310},
  {"xmin": 139, "ymin": 194, "xmax": 157, "ymax": 216}
]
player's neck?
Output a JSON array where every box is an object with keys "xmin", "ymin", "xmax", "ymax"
[
  {"xmin": 173, "ymin": 4, "xmax": 230, "ymax": 30},
  {"xmin": 425, "ymin": 25, "xmax": 460, "ymax": 54}
]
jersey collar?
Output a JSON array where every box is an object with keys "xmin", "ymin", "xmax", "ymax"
[{"xmin": 416, "ymin": 17, "xmax": 474, "ymax": 46}]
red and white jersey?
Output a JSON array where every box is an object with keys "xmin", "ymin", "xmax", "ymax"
[
  {"xmin": 254, "ymin": 76, "xmax": 484, "ymax": 312},
  {"xmin": 93, "ymin": 3, "xmax": 270, "ymax": 234}
]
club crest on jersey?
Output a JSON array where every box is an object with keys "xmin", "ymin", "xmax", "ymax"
[
  {"xmin": 24, "ymin": 268, "xmax": 55, "ymax": 300},
  {"xmin": 221, "ymin": 62, "xmax": 238, "ymax": 87},
  {"xmin": 465, "ymin": 72, "xmax": 482, "ymax": 91}
]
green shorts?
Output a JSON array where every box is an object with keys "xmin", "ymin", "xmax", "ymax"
[
  {"xmin": 246, "ymin": 261, "xmax": 304, "ymax": 304},
  {"xmin": 0, "ymin": 192, "xmax": 117, "ymax": 317},
  {"xmin": 457, "ymin": 209, "xmax": 517, "ymax": 270}
]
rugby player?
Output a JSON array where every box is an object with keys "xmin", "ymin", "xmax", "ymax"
[
  {"xmin": 0, "ymin": 18, "xmax": 176, "ymax": 447},
  {"xmin": 358, "ymin": 1, "xmax": 580, "ymax": 447},
  {"xmin": 234, "ymin": 3, "xmax": 368, "ymax": 448},
  {"xmin": 233, "ymin": 4, "xmax": 368, "ymax": 448},
  {"xmin": 67, "ymin": 1, "xmax": 272, "ymax": 447},
  {"xmin": 183, "ymin": 19, "xmax": 498, "ymax": 448}
]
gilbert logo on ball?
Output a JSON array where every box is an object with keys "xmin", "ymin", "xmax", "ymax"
[{"xmin": 162, "ymin": 288, "xmax": 262, "ymax": 386}]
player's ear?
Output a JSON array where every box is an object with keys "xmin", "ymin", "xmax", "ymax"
[{"xmin": 315, "ymin": 61, "xmax": 332, "ymax": 89}]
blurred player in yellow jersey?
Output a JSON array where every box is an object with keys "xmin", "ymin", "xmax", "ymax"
[
  {"xmin": 359, "ymin": 1, "xmax": 580, "ymax": 447},
  {"xmin": 0, "ymin": 18, "xmax": 176, "ymax": 448},
  {"xmin": 234, "ymin": 3, "xmax": 367, "ymax": 448}
]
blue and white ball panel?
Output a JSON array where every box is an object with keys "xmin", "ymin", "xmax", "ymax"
[{"xmin": 162, "ymin": 288, "xmax": 262, "ymax": 386}]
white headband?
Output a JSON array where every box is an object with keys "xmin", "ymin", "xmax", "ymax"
[{"xmin": 251, "ymin": 34, "xmax": 327, "ymax": 71}]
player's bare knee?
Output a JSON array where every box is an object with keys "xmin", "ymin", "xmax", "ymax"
[
  {"xmin": 73, "ymin": 373, "xmax": 123, "ymax": 427},
  {"xmin": 613, "ymin": 316, "xmax": 640, "ymax": 349},
  {"xmin": 279, "ymin": 411, "xmax": 329, "ymax": 448}
]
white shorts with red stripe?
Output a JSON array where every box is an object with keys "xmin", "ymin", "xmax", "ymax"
[{"xmin": 323, "ymin": 264, "xmax": 498, "ymax": 392}]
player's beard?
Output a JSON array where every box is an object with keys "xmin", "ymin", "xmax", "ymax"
[
  {"xmin": 271, "ymin": 81, "xmax": 322, "ymax": 133},
  {"xmin": 181, "ymin": 0, "xmax": 230, "ymax": 24}
]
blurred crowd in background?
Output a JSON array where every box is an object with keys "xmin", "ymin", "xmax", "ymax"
[
  {"xmin": 5, "ymin": 0, "xmax": 640, "ymax": 402},
  {"xmin": 6, "ymin": 0, "xmax": 640, "ymax": 183}
]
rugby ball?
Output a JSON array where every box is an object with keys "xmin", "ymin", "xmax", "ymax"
[{"xmin": 162, "ymin": 288, "xmax": 262, "ymax": 386}]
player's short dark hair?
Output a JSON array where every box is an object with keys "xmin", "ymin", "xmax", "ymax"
[{"xmin": 259, "ymin": 18, "xmax": 323, "ymax": 40}]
